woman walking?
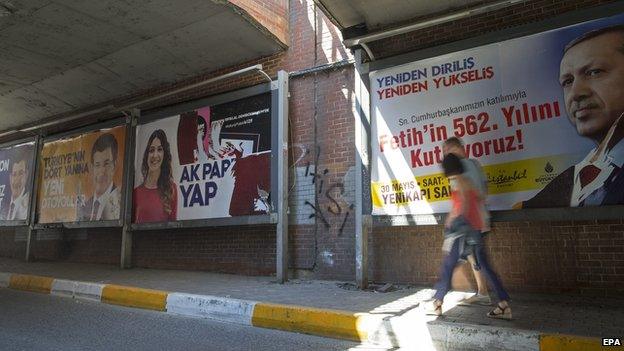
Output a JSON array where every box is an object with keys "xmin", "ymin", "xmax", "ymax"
[{"xmin": 428, "ymin": 153, "xmax": 512, "ymax": 319}]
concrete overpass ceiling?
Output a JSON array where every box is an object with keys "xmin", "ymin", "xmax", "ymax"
[
  {"xmin": 0, "ymin": 0, "xmax": 286, "ymax": 131},
  {"xmin": 316, "ymin": 0, "xmax": 488, "ymax": 30}
]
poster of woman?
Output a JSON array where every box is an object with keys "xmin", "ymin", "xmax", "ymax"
[
  {"xmin": 133, "ymin": 93, "xmax": 272, "ymax": 224},
  {"xmin": 133, "ymin": 129, "xmax": 178, "ymax": 223}
]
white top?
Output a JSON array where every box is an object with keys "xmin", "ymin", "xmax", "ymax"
[
  {"xmin": 8, "ymin": 189, "xmax": 29, "ymax": 220},
  {"xmin": 571, "ymin": 138, "xmax": 624, "ymax": 207}
]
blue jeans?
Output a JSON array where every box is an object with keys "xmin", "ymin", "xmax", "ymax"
[{"xmin": 433, "ymin": 238, "xmax": 510, "ymax": 302}]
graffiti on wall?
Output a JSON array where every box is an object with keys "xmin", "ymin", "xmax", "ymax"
[{"xmin": 289, "ymin": 144, "xmax": 354, "ymax": 235}]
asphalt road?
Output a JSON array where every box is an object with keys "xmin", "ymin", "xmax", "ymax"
[{"xmin": 0, "ymin": 289, "xmax": 364, "ymax": 351}]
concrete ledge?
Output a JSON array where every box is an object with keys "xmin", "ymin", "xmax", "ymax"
[
  {"xmin": 166, "ymin": 293, "xmax": 256, "ymax": 325},
  {"xmin": 0, "ymin": 272, "xmax": 10, "ymax": 288},
  {"xmin": 0, "ymin": 270, "xmax": 612, "ymax": 350},
  {"xmin": 430, "ymin": 320, "xmax": 540, "ymax": 351},
  {"xmin": 51, "ymin": 279, "xmax": 104, "ymax": 301},
  {"xmin": 102, "ymin": 284, "xmax": 168, "ymax": 311},
  {"xmin": 251, "ymin": 302, "xmax": 369, "ymax": 341},
  {"xmin": 9, "ymin": 274, "xmax": 53, "ymax": 294},
  {"xmin": 540, "ymin": 334, "xmax": 620, "ymax": 351}
]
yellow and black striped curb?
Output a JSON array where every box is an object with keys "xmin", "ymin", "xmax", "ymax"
[{"xmin": 1, "ymin": 272, "xmax": 619, "ymax": 350}]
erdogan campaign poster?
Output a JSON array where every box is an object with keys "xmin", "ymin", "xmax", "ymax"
[{"xmin": 370, "ymin": 14, "xmax": 624, "ymax": 215}]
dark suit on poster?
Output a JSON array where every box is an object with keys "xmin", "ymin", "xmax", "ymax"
[
  {"xmin": 76, "ymin": 185, "xmax": 120, "ymax": 221},
  {"xmin": 522, "ymin": 166, "xmax": 624, "ymax": 208}
]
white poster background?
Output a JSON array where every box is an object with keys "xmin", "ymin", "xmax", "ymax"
[
  {"xmin": 370, "ymin": 15, "xmax": 624, "ymax": 215},
  {"xmin": 135, "ymin": 116, "xmax": 236, "ymax": 220}
]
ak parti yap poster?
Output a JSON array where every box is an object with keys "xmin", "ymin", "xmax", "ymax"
[{"xmin": 133, "ymin": 93, "xmax": 272, "ymax": 224}]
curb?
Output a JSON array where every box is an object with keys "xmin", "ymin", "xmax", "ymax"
[{"xmin": 0, "ymin": 272, "xmax": 616, "ymax": 350}]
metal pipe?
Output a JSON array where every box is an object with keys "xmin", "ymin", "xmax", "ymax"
[
  {"xmin": 343, "ymin": 0, "xmax": 526, "ymax": 48},
  {"xmin": 360, "ymin": 43, "xmax": 375, "ymax": 61},
  {"xmin": 1, "ymin": 64, "xmax": 266, "ymax": 138},
  {"xmin": 115, "ymin": 64, "xmax": 265, "ymax": 111}
]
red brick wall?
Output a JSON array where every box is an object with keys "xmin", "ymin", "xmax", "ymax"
[
  {"xmin": 11, "ymin": 228, "xmax": 121, "ymax": 264},
  {"xmin": 230, "ymin": 0, "xmax": 289, "ymax": 47},
  {"xmin": 133, "ymin": 225, "xmax": 275, "ymax": 275},
  {"xmin": 368, "ymin": 0, "xmax": 619, "ymax": 60},
  {"xmin": 287, "ymin": 68, "xmax": 356, "ymax": 280},
  {"xmin": 0, "ymin": 228, "xmax": 25, "ymax": 259},
  {"xmin": 371, "ymin": 220, "xmax": 624, "ymax": 297}
]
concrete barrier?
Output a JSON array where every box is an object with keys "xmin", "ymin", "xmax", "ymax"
[
  {"xmin": 51, "ymin": 279, "xmax": 104, "ymax": 301},
  {"xmin": 166, "ymin": 293, "xmax": 256, "ymax": 325},
  {"xmin": 9, "ymin": 274, "xmax": 53, "ymax": 294},
  {"xmin": 251, "ymin": 302, "xmax": 370, "ymax": 341},
  {"xmin": 0, "ymin": 272, "xmax": 11, "ymax": 288},
  {"xmin": 102, "ymin": 284, "xmax": 168, "ymax": 311},
  {"xmin": 0, "ymin": 270, "xmax": 612, "ymax": 351},
  {"xmin": 540, "ymin": 334, "xmax": 617, "ymax": 351}
]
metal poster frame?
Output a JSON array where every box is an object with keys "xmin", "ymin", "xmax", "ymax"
[
  {"xmin": 361, "ymin": 2, "xmax": 624, "ymax": 226},
  {"xmin": 32, "ymin": 118, "xmax": 127, "ymax": 229},
  {"xmin": 130, "ymin": 81, "xmax": 278, "ymax": 231}
]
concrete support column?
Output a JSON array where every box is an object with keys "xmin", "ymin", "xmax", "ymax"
[
  {"xmin": 354, "ymin": 49, "xmax": 372, "ymax": 289},
  {"xmin": 275, "ymin": 70, "xmax": 290, "ymax": 283},
  {"xmin": 121, "ymin": 110, "xmax": 138, "ymax": 269},
  {"xmin": 25, "ymin": 135, "xmax": 43, "ymax": 262}
]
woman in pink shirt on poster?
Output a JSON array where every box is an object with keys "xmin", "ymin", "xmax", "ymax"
[{"xmin": 133, "ymin": 129, "xmax": 177, "ymax": 223}]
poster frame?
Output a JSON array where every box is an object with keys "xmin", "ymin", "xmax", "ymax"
[
  {"xmin": 130, "ymin": 82, "xmax": 277, "ymax": 231},
  {"xmin": 33, "ymin": 118, "xmax": 127, "ymax": 229},
  {"xmin": 365, "ymin": 2, "xmax": 624, "ymax": 226},
  {"xmin": 0, "ymin": 136, "xmax": 38, "ymax": 227}
]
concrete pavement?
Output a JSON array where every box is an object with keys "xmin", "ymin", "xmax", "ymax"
[
  {"xmin": 0, "ymin": 289, "xmax": 360, "ymax": 351},
  {"xmin": 1, "ymin": 257, "xmax": 623, "ymax": 350}
]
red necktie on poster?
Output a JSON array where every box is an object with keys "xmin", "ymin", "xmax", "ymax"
[{"xmin": 579, "ymin": 164, "xmax": 601, "ymax": 188}]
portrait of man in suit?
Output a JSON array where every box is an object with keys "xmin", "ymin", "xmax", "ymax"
[
  {"xmin": 77, "ymin": 133, "xmax": 121, "ymax": 221},
  {"xmin": 520, "ymin": 25, "xmax": 624, "ymax": 208},
  {"xmin": 4, "ymin": 156, "xmax": 30, "ymax": 220}
]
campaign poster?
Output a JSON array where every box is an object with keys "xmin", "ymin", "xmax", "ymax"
[
  {"xmin": 370, "ymin": 14, "xmax": 624, "ymax": 215},
  {"xmin": 37, "ymin": 126, "xmax": 126, "ymax": 223},
  {"xmin": 0, "ymin": 141, "xmax": 35, "ymax": 222},
  {"xmin": 133, "ymin": 93, "xmax": 271, "ymax": 223}
]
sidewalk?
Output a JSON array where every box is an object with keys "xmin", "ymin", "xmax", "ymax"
[{"xmin": 1, "ymin": 257, "xmax": 622, "ymax": 350}]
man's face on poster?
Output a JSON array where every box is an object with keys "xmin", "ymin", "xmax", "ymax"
[
  {"xmin": 560, "ymin": 31, "xmax": 624, "ymax": 142},
  {"xmin": 92, "ymin": 147, "xmax": 115, "ymax": 197},
  {"xmin": 10, "ymin": 160, "xmax": 26, "ymax": 200}
]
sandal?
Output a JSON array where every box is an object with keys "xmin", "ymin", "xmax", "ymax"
[
  {"xmin": 425, "ymin": 300, "xmax": 443, "ymax": 316},
  {"xmin": 487, "ymin": 302, "xmax": 512, "ymax": 320}
]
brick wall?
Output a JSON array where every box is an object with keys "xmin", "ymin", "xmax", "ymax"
[
  {"xmin": 230, "ymin": 0, "xmax": 289, "ymax": 47},
  {"xmin": 133, "ymin": 225, "xmax": 275, "ymax": 275},
  {"xmin": 0, "ymin": 228, "xmax": 25, "ymax": 259},
  {"xmin": 367, "ymin": 0, "xmax": 619, "ymax": 60},
  {"xmin": 371, "ymin": 220, "xmax": 624, "ymax": 297}
]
